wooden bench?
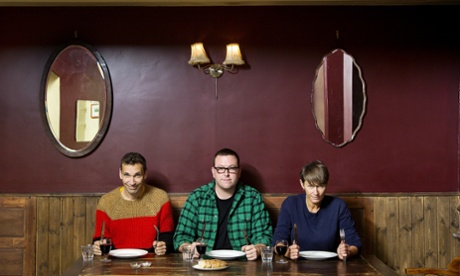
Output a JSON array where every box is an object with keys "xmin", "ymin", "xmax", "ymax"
[{"xmin": 169, "ymin": 193, "xmax": 375, "ymax": 255}]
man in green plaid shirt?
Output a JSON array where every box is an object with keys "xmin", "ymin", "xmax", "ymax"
[{"xmin": 173, "ymin": 148, "xmax": 273, "ymax": 261}]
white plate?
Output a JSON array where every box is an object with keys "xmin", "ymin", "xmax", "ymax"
[
  {"xmin": 192, "ymin": 264, "xmax": 229, "ymax": 271},
  {"xmin": 205, "ymin": 250, "xmax": 246, "ymax": 260},
  {"xmin": 109, "ymin": 249, "xmax": 148, "ymax": 258},
  {"xmin": 299, "ymin": 251, "xmax": 338, "ymax": 260}
]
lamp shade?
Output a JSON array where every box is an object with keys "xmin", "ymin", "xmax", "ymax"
[
  {"xmin": 223, "ymin": 43, "xmax": 245, "ymax": 65},
  {"xmin": 188, "ymin": 43, "xmax": 210, "ymax": 65}
]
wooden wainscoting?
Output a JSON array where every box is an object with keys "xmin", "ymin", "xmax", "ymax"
[
  {"xmin": 374, "ymin": 195, "xmax": 460, "ymax": 275},
  {"xmin": 35, "ymin": 196, "xmax": 99, "ymax": 276},
  {"xmin": 32, "ymin": 193, "xmax": 375, "ymax": 275},
  {"xmin": 0, "ymin": 193, "xmax": 459, "ymax": 276},
  {"xmin": 0, "ymin": 197, "xmax": 36, "ymax": 276}
]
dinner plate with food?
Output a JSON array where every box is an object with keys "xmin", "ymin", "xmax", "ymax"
[{"xmin": 192, "ymin": 259, "xmax": 228, "ymax": 271}]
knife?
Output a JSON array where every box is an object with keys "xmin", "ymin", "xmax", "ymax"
[
  {"xmin": 242, "ymin": 229, "xmax": 250, "ymax": 245},
  {"xmin": 293, "ymin": 223, "xmax": 298, "ymax": 261},
  {"xmin": 293, "ymin": 223, "xmax": 298, "ymax": 244},
  {"xmin": 199, "ymin": 221, "xmax": 206, "ymax": 242}
]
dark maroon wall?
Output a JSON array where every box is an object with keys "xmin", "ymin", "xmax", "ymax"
[{"xmin": 0, "ymin": 6, "xmax": 459, "ymax": 194}]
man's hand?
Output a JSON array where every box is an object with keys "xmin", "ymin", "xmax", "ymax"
[
  {"xmin": 153, "ymin": 240, "xmax": 167, "ymax": 255},
  {"xmin": 241, "ymin": 244, "xmax": 258, "ymax": 261},
  {"xmin": 92, "ymin": 240, "xmax": 102, "ymax": 256}
]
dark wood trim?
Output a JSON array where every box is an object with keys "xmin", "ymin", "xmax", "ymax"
[
  {"xmin": 0, "ymin": 0, "xmax": 457, "ymax": 6},
  {"xmin": 61, "ymin": 257, "xmax": 90, "ymax": 276},
  {"xmin": 364, "ymin": 255, "xmax": 400, "ymax": 276}
]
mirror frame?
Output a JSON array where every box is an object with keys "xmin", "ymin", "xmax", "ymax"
[
  {"xmin": 311, "ymin": 48, "xmax": 367, "ymax": 148},
  {"xmin": 40, "ymin": 40, "xmax": 113, "ymax": 157}
]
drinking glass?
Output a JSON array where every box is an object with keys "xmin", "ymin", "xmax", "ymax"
[
  {"xmin": 182, "ymin": 244, "xmax": 194, "ymax": 261},
  {"xmin": 275, "ymin": 240, "xmax": 288, "ymax": 264},
  {"xmin": 195, "ymin": 239, "xmax": 208, "ymax": 260},
  {"xmin": 81, "ymin": 244, "xmax": 94, "ymax": 262},
  {"xmin": 100, "ymin": 238, "xmax": 112, "ymax": 262},
  {"xmin": 261, "ymin": 245, "xmax": 273, "ymax": 262}
]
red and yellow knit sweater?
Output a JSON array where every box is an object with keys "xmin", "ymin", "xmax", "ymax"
[{"xmin": 93, "ymin": 185, "xmax": 174, "ymax": 251}]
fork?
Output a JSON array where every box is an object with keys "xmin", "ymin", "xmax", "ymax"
[
  {"xmin": 154, "ymin": 225, "xmax": 160, "ymax": 242},
  {"xmin": 339, "ymin": 228, "xmax": 346, "ymax": 263},
  {"xmin": 242, "ymin": 229, "xmax": 250, "ymax": 245}
]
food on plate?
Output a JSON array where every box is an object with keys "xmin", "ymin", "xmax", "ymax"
[{"xmin": 197, "ymin": 259, "xmax": 227, "ymax": 268}]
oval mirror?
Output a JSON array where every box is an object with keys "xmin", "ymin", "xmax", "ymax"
[
  {"xmin": 312, "ymin": 48, "xmax": 366, "ymax": 147},
  {"xmin": 40, "ymin": 41, "xmax": 112, "ymax": 157}
]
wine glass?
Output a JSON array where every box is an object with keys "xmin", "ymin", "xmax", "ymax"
[
  {"xmin": 195, "ymin": 239, "xmax": 208, "ymax": 260},
  {"xmin": 276, "ymin": 239, "xmax": 288, "ymax": 263},
  {"xmin": 100, "ymin": 238, "xmax": 112, "ymax": 262}
]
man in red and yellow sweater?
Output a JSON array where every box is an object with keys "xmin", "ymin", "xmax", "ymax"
[{"xmin": 92, "ymin": 152, "xmax": 174, "ymax": 255}]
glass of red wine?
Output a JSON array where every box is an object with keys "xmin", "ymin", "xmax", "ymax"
[
  {"xmin": 100, "ymin": 238, "xmax": 112, "ymax": 262},
  {"xmin": 276, "ymin": 239, "xmax": 288, "ymax": 263},
  {"xmin": 195, "ymin": 239, "xmax": 208, "ymax": 260}
]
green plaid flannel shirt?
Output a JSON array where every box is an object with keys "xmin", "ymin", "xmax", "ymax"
[{"xmin": 173, "ymin": 181, "xmax": 273, "ymax": 251}]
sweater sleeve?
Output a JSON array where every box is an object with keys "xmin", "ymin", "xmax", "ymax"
[
  {"xmin": 271, "ymin": 195, "xmax": 295, "ymax": 246},
  {"xmin": 248, "ymin": 190, "xmax": 273, "ymax": 246},
  {"xmin": 158, "ymin": 201, "xmax": 175, "ymax": 253},
  {"xmin": 337, "ymin": 199, "xmax": 363, "ymax": 254},
  {"xmin": 92, "ymin": 207, "xmax": 112, "ymax": 242},
  {"xmin": 173, "ymin": 192, "xmax": 199, "ymax": 250}
]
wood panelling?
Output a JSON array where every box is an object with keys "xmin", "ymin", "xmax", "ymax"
[
  {"xmin": 375, "ymin": 195, "xmax": 460, "ymax": 275},
  {"xmin": 34, "ymin": 193, "xmax": 375, "ymax": 275},
  {"xmin": 0, "ymin": 193, "xmax": 459, "ymax": 275},
  {"xmin": 35, "ymin": 196, "xmax": 98, "ymax": 276},
  {"xmin": 0, "ymin": 197, "xmax": 36, "ymax": 276}
]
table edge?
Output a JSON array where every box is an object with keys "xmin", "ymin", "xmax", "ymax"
[
  {"xmin": 362, "ymin": 254, "xmax": 399, "ymax": 276},
  {"xmin": 62, "ymin": 254, "xmax": 398, "ymax": 276}
]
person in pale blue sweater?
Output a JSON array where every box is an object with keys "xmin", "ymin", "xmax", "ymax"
[{"xmin": 272, "ymin": 160, "xmax": 362, "ymax": 260}]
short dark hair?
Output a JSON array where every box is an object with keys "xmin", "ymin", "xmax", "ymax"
[
  {"xmin": 300, "ymin": 160, "xmax": 329, "ymax": 186},
  {"xmin": 213, "ymin": 148, "xmax": 240, "ymax": 166},
  {"xmin": 120, "ymin": 152, "xmax": 147, "ymax": 173}
]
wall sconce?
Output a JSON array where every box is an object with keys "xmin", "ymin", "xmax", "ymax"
[{"xmin": 188, "ymin": 42, "xmax": 245, "ymax": 78}]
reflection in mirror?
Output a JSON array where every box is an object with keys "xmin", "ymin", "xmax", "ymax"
[
  {"xmin": 312, "ymin": 48, "xmax": 366, "ymax": 147},
  {"xmin": 76, "ymin": 100, "xmax": 100, "ymax": 142},
  {"xmin": 41, "ymin": 41, "xmax": 112, "ymax": 157}
]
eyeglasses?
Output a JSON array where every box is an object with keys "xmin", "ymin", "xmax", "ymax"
[{"xmin": 213, "ymin": 166, "xmax": 239, "ymax": 174}]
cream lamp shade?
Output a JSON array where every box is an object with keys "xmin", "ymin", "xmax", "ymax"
[
  {"xmin": 188, "ymin": 43, "xmax": 210, "ymax": 65},
  {"xmin": 223, "ymin": 43, "xmax": 245, "ymax": 65}
]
